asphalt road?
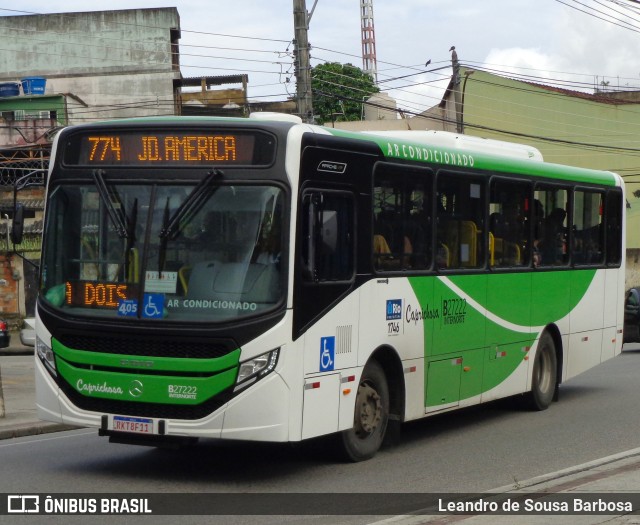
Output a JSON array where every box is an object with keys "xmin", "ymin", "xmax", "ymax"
[{"xmin": 1, "ymin": 349, "xmax": 639, "ymax": 523}]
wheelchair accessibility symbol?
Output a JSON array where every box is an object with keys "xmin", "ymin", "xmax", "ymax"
[
  {"xmin": 319, "ymin": 336, "xmax": 335, "ymax": 372},
  {"xmin": 142, "ymin": 293, "xmax": 164, "ymax": 319}
]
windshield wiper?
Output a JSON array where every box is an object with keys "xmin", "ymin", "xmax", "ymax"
[
  {"xmin": 157, "ymin": 168, "xmax": 223, "ymax": 273},
  {"xmin": 123, "ymin": 198, "xmax": 138, "ymax": 279},
  {"xmin": 159, "ymin": 168, "xmax": 223, "ymax": 240},
  {"xmin": 92, "ymin": 169, "xmax": 129, "ymax": 238}
]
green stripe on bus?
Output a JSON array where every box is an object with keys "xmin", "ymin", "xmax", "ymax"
[
  {"xmin": 56, "ymin": 359, "xmax": 237, "ymax": 405},
  {"xmin": 410, "ymin": 269, "xmax": 597, "ymax": 405}
]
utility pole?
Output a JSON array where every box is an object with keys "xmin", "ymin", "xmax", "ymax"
[
  {"xmin": 450, "ymin": 46, "xmax": 463, "ymax": 134},
  {"xmin": 293, "ymin": 0, "xmax": 314, "ymax": 123}
]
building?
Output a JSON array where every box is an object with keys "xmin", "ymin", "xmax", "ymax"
[
  {"xmin": 0, "ymin": 8, "xmax": 181, "ymax": 124},
  {"xmin": 0, "ymin": 8, "xmax": 182, "ymax": 319}
]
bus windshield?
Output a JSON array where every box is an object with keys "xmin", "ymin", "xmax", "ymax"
[{"xmin": 41, "ymin": 180, "xmax": 284, "ymax": 323}]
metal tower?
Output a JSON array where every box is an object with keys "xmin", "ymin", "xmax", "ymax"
[{"xmin": 361, "ymin": 0, "xmax": 378, "ymax": 83}]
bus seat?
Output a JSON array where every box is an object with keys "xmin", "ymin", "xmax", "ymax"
[
  {"xmin": 187, "ymin": 261, "xmax": 221, "ymax": 300},
  {"xmin": 374, "ymin": 233, "xmax": 413, "ymax": 270},
  {"xmin": 445, "ymin": 220, "xmax": 477, "ymax": 267},
  {"xmin": 374, "ymin": 234, "xmax": 393, "ymax": 269},
  {"xmin": 216, "ymin": 262, "xmax": 278, "ymax": 304},
  {"xmin": 489, "ymin": 232, "xmax": 495, "ymax": 266},
  {"xmin": 373, "ymin": 234, "xmax": 391, "ymax": 254},
  {"xmin": 491, "ymin": 237, "xmax": 522, "ymax": 266},
  {"xmin": 437, "ymin": 242, "xmax": 450, "ymax": 268},
  {"xmin": 458, "ymin": 220, "xmax": 478, "ymax": 266}
]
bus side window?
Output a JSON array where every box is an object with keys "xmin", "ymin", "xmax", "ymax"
[
  {"xmin": 373, "ymin": 164, "xmax": 432, "ymax": 272},
  {"xmin": 535, "ymin": 186, "xmax": 569, "ymax": 267},
  {"xmin": 573, "ymin": 190, "xmax": 604, "ymax": 265},
  {"xmin": 301, "ymin": 191, "xmax": 354, "ymax": 282},
  {"xmin": 489, "ymin": 178, "xmax": 529, "ymax": 268},
  {"xmin": 437, "ymin": 172, "xmax": 485, "ymax": 269}
]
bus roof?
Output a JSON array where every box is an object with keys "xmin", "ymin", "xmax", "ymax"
[
  {"xmin": 363, "ymin": 129, "xmax": 544, "ymax": 162},
  {"xmin": 324, "ymin": 127, "xmax": 620, "ymax": 187},
  {"xmin": 58, "ymin": 115, "xmax": 620, "ymax": 188}
]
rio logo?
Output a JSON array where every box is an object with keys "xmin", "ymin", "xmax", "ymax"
[
  {"xmin": 386, "ymin": 299, "xmax": 402, "ymax": 336},
  {"xmin": 386, "ymin": 299, "xmax": 402, "ymax": 320}
]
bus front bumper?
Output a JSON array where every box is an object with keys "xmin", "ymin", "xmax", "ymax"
[{"xmin": 35, "ymin": 357, "xmax": 293, "ymax": 443}]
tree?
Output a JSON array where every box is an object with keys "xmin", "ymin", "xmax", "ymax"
[{"xmin": 311, "ymin": 62, "xmax": 379, "ymax": 125}]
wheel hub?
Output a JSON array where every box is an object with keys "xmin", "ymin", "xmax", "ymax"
[{"xmin": 355, "ymin": 383, "xmax": 382, "ymax": 437}]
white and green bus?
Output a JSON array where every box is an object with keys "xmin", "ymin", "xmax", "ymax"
[{"xmin": 33, "ymin": 113, "xmax": 625, "ymax": 461}]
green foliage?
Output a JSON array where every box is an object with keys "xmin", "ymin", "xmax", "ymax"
[{"xmin": 311, "ymin": 62, "xmax": 379, "ymax": 125}]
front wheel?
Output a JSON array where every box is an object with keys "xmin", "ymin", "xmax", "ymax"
[
  {"xmin": 525, "ymin": 332, "xmax": 557, "ymax": 410},
  {"xmin": 339, "ymin": 360, "xmax": 389, "ymax": 462}
]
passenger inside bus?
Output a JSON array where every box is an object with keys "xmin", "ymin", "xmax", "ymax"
[
  {"xmin": 489, "ymin": 203, "xmax": 524, "ymax": 266},
  {"xmin": 542, "ymin": 207, "xmax": 568, "ymax": 265}
]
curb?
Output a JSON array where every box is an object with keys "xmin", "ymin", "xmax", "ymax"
[
  {"xmin": 0, "ymin": 422, "xmax": 79, "ymax": 440},
  {"xmin": 489, "ymin": 446, "xmax": 640, "ymax": 493},
  {"xmin": 368, "ymin": 448, "xmax": 640, "ymax": 525},
  {"xmin": 0, "ymin": 348, "xmax": 34, "ymax": 356}
]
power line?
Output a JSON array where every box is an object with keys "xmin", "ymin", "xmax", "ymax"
[
  {"xmin": 311, "ymin": 57, "xmax": 640, "ymax": 143},
  {"xmin": 4, "ymin": 5, "xmax": 640, "ymax": 149},
  {"xmin": 555, "ymin": 0, "xmax": 640, "ymax": 33},
  {"xmin": 314, "ymin": 88, "xmax": 640, "ymax": 162}
]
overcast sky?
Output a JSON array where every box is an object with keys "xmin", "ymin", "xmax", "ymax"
[{"xmin": 2, "ymin": 1, "xmax": 640, "ymax": 115}]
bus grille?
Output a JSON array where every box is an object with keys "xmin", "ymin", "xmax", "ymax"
[{"xmin": 58, "ymin": 334, "xmax": 233, "ymax": 359}]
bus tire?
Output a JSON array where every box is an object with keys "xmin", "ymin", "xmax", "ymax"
[
  {"xmin": 526, "ymin": 332, "xmax": 557, "ymax": 411},
  {"xmin": 339, "ymin": 360, "xmax": 389, "ymax": 462}
]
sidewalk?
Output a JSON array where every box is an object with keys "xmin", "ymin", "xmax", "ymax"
[
  {"xmin": 0, "ymin": 334, "xmax": 639, "ymax": 523},
  {"xmin": 0, "ymin": 330, "xmax": 75, "ymax": 439}
]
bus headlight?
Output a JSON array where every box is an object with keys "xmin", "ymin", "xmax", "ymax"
[
  {"xmin": 36, "ymin": 336, "xmax": 57, "ymax": 377},
  {"xmin": 234, "ymin": 348, "xmax": 279, "ymax": 392}
]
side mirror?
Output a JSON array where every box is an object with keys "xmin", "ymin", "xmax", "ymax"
[{"xmin": 11, "ymin": 203, "xmax": 24, "ymax": 245}]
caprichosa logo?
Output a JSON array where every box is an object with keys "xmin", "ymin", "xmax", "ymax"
[
  {"xmin": 77, "ymin": 379, "xmax": 124, "ymax": 395},
  {"xmin": 405, "ymin": 303, "xmax": 440, "ymax": 325}
]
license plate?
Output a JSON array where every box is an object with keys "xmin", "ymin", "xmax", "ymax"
[{"xmin": 112, "ymin": 415, "xmax": 154, "ymax": 434}]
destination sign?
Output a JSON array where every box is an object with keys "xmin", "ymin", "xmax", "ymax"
[
  {"xmin": 63, "ymin": 130, "xmax": 276, "ymax": 166},
  {"xmin": 65, "ymin": 280, "xmax": 138, "ymax": 309}
]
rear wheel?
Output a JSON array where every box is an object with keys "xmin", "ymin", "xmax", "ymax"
[
  {"xmin": 339, "ymin": 360, "xmax": 389, "ymax": 462},
  {"xmin": 526, "ymin": 332, "xmax": 557, "ymax": 410}
]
